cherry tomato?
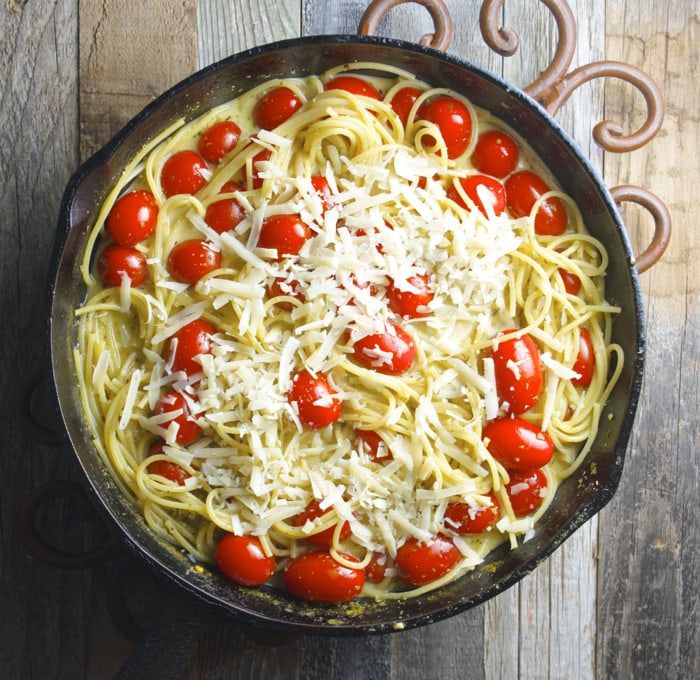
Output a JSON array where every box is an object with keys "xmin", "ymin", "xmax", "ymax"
[
  {"xmin": 154, "ymin": 390, "xmax": 201, "ymax": 445},
  {"xmin": 288, "ymin": 369, "xmax": 341, "ymax": 430},
  {"xmin": 505, "ymin": 468, "xmax": 548, "ymax": 517},
  {"xmin": 447, "ymin": 175, "xmax": 506, "ymax": 217},
  {"xmin": 166, "ymin": 319, "xmax": 217, "ymax": 378},
  {"xmin": 204, "ymin": 197, "xmax": 246, "ymax": 234},
  {"xmin": 161, "ymin": 150, "xmax": 209, "ymax": 197},
  {"xmin": 293, "ymin": 499, "xmax": 352, "ymax": 547},
  {"xmin": 257, "ymin": 214, "xmax": 312, "ymax": 260},
  {"xmin": 244, "ymin": 148, "xmax": 271, "ymax": 190},
  {"xmin": 267, "ymin": 276, "xmax": 305, "ymax": 311},
  {"xmin": 198, "ymin": 120, "xmax": 241, "ymax": 163},
  {"xmin": 483, "ymin": 417, "xmax": 554, "ymax": 472},
  {"xmin": 470, "ymin": 129, "xmax": 520, "ymax": 178},
  {"xmin": 420, "ymin": 96, "xmax": 472, "ymax": 159},
  {"xmin": 558, "ymin": 267, "xmax": 582, "ymax": 295},
  {"xmin": 106, "ymin": 190, "xmax": 159, "ymax": 246},
  {"xmin": 310, "ymin": 175, "xmax": 334, "ymax": 215},
  {"xmin": 492, "ymin": 330, "xmax": 543, "ymax": 414},
  {"xmin": 365, "ymin": 552, "xmax": 390, "ymax": 583},
  {"xmin": 167, "ymin": 239, "xmax": 221, "ymax": 284},
  {"xmin": 356, "ymin": 429, "xmax": 392, "ymax": 463},
  {"xmin": 505, "ymin": 170, "xmax": 568, "ymax": 236},
  {"xmin": 395, "ymin": 534, "xmax": 461, "ymax": 587},
  {"xmin": 325, "ymin": 75, "xmax": 381, "ymax": 100},
  {"xmin": 352, "ymin": 323, "xmax": 416, "ymax": 374},
  {"xmin": 386, "ymin": 272, "xmax": 434, "ymax": 319},
  {"xmin": 215, "ymin": 534, "xmax": 276, "ymax": 586},
  {"xmin": 146, "ymin": 439, "xmax": 191, "ymax": 485},
  {"xmin": 97, "ymin": 244, "xmax": 147, "ymax": 287},
  {"xmin": 572, "ymin": 327, "xmax": 595, "ymax": 387},
  {"xmin": 390, "ymin": 86, "xmax": 423, "ymax": 126},
  {"xmin": 253, "ymin": 86, "xmax": 303, "ymax": 130},
  {"xmin": 444, "ymin": 492, "xmax": 500, "ymax": 534},
  {"xmin": 284, "ymin": 550, "xmax": 365, "ymax": 603}
]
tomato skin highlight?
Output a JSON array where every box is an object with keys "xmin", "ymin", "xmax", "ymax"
[
  {"xmin": 505, "ymin": 170, "xmax": 568, "ymax": 236},
  {"xmin": 107, "ymin": 190, "xmax": 159, "ymax": 246},
  {"xmin": 352, "ymin": 323, "xmax": 416, "ymax": 374},
  {"xmin": 198, "ymin": 120, "xmax": 241, "ymax": 163},
  {"xmin": 284, "ymin": 551, "xmax": 365, "ymax": 603},
  {"xmin": 365, "ymin": 552, "xmax": 390, "ymax": 584},
  {"xmin": 492, "ymin": 330, "xmax": 543, "ymax": 414},
  {"xmin": 420, "ymin": 96, "xmax": 473, "ymax": 159},
  {"xmin": 309, "ymin": 175, "xmax": 334, "ymax": 215},
  {"xmin": 146, "ymin": 439, "xmax": 191, "ymax": 485},
  {"xmin": 253, "ymin": 86, "xmax": 303, "ymax": 130},
  {"xmin": 288, "ymin": 369, "xmax": 341, "ymax": 430},
  {"xmin": 390, "ymin": 86, "xmax": 423, "ymax": 126},
  {"xmin": 444, "ymin": 492, "xmax": 500, "ymax": 534},
  {"xmin": 558, "ymin": 267, "xmax": 582, "ymax": 295},
  {"xmin": 204, "ymin": 197, "xmax": 246, "ymax": 234},
  {"xmin": 572, "ymin": 327, "xmax": 595, "ymax": 387},
  {"xmin": 98, "ymin": 244, "xmax": 148, "ymax": 287},
  {"xmin": 325, "ymin": 75, "xmax": 381, "ymax": 100},
  {"xmin": 483, "ymin": 417, "xmax": 554, "ymax": 472},
  {"xmin": 161, "ymin": 150, "xmax": 209, "ymax": 197},
  {"xmin": 257, "ymin": 214, "xmax": 312, "ymax": 260},
  {"xmin": 395, "ymin": 534, "xmax": 462, "ymax": 587},
  {"xmin": 293, "ymin": 499, "xmax": 352, "ymax": 547},
  {"xmin": 215, "ymin": 534, "xmax": 276, "ymax": 586},
  {"xmin": 355, "ymin": 429, "xmax": 392, "ymax": 463},
  {"xmin": 167, "ymin": 239, "xmax": 221, "ymax": 284},
  {"xmin": 166, "ymin": 319, "xmax": 217, "ymax": 378},
  {"xmin": 386, "ymin": 272, "xmax": 434, "ymax": 319},
  {"xmin": 470, "ymin": 129, "xmax": 520, "ymax": 178},
  {"xmin": 154, "ymin": 390, "xmax": 201, "ymax": 445},
  {"xmin": 447, "ymin": 175, "xmax": 506, "ymax": 216},
  {"xmin": 505, "ymin": 469, "xmax": 548, "ymax": 517}
]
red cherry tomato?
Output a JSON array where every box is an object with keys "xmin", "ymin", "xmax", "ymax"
[
  {"xmin": 395, "ymin": 534, "xmax": 461, "ymax": 587},
  {"xmin": 106, "ymin": 190, "xmax": 159, "ymax": 246},
  {"xmin": 284, "ymin": 550, "xmax": 365, "ymax": 603},
  {"xmin": 365, "ymin": 552, "xmax": 390, "ymax": 583},
  {"xmin": 444, "ymin": 492, "xmax": 500, "ymax": 534},
  {"xmin": 198, "ymin": 120, "xmax": 241, "ymax": 163},
  {"xmin": 215, "ymin": 534, "xmax": 276, "ymax": 586},
  {"xmin": 386, "ymin": 272, "xmax": 435, "ymax": 319},
  {"xmin": 447, "ymin": 175, "xmax": 506, "ymax": 217},
  {"xmin": 167, "ymin": 239, "xmax": 221, "ymax": 284},
  {"xmin": 505, "ymin": 170, "xmax": 568, "ymax": 236},
  {"xmin": 204, "ymin": 197, "xmax": 246, "ymax": 234},
  {"xmin": 325, "ymin": 75, "xmax": 381, "ymax": 99},
  {"xmin": 244, "ymin": 148, "xmax": 272, "ymax": 190},
  {"xmin": 310, "ymin": 175, "xmax": 334, "ymax": 215},
  {"xmin": 154, "ymin": 390, "xmax": 201, "ymax": 445},
  {"xmin": 505, "ymin": 468, "xmax": 548, "ymax": 517},
  {"xmin": 253, "ymin": 86, "xmax": 303, "ymax": 130},
  {"xmin": 420, "ymin": 96, "xmax": 473, "ymax": 159},
  {"xmin": 267, "ymin": 276, "xmax": 305, "ymax": 310},
  {"xmin": 161, "ymin": 150, "xmax": 209, "ymax": 197},
  {"xmin": 492, "ymin": 330, "xmax": 543, "ymax": 414},
  {"xmin": 146, "ymin": 440, "xmax": 191, "ymax": 486},
  {"xmin": 390, "ymin": 86, "xmax": 423, "ymax": 126},
  {"xmin": 97, "ymin": 244, "xmax": 147, "ymax": 287},
  {"xmin": 356, "ymin": 429, "xmax": 392, "ymax": 463},
  {"xmin": 572, "ymin": 327, "xmax": 595, "ymax": 387},
  {"xmin": 558, "ymin": 268, "xmax": 582, "ymax": 295},
  {"xmin": 352, "ymin": 323, "xmax": 416, "ymax": 374},
  {"xmin": 257, "ymin": 214, "xmax": 312, "ymax": 260},
  {"xmin": 470, "ymin": 129, "xmax": 520, "ymax": 178},
  {"xmin": 288, "ymin": 369, "xmax": 341, "ymax": 430},
  {"xmin": 293, "ymin": 499, "xmax": 352, "ymax": 547},
  {"xmin": 166, "ymin": 319, "xmax": 216, "ymax": 378},
  {"xmin": 483, "ymin": 417, "xmax": 554, "ymax": 472}
]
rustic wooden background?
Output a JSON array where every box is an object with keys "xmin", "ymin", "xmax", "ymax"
[{"xmin": 1, "ymin": 1, "xmax": 697, "ymax": 678}]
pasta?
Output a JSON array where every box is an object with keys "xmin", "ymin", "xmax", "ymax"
[{"xmin": 73, "ymin": 62, "xmax": 622, "ymax": 601}]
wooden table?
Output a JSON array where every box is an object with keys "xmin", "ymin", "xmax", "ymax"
[{"xmin": 1, "ymin": 1, "xmax": 697, "ymax": 677}]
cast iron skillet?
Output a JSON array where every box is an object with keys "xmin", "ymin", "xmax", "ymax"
[{"xmin": 46, "ymin": 0, "xmax": 670, "ymax": 644}]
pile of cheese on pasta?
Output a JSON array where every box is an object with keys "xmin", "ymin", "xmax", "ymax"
[{"xmin": 75, "ymin": 63, "xmax": 622, "ymax": 602}]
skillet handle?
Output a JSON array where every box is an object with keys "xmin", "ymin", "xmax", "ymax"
[
  {"xmin": 610, "ymin": 185, "xmax": 671, "ymax": 274},
  {"xmin": 359, "ymin": 0, "xmax": 454, "ymax": 51}
]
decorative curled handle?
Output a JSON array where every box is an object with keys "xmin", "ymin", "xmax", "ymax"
[
  {"xmin": 20, "ymin": 480, "xmax": 121, "ymax": 569},
  {"xmin": 359, "ymin": 0, "xmax": 454, "ymax": 52},
  {"xmin": 610, "ymin": 185, "xmax": 671, "ymax": 273}
]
